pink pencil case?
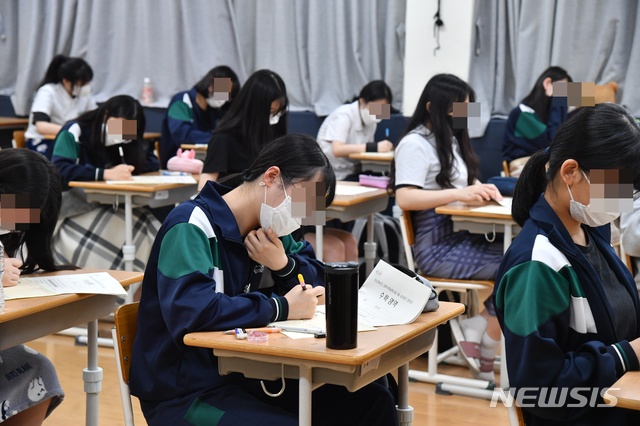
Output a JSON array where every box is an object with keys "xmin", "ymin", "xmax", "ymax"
[{"xmin": 359, "ymin": 174, "xmax": 390, "ymax": 189}]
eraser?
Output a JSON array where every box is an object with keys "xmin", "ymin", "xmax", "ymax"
[
  {"xmin": 247, "ymin": 330, "xmax": 268, "ymax": 343},
  {"xmin": 235, "ymin": 328, "xmax": 247, "ymax": 340}
]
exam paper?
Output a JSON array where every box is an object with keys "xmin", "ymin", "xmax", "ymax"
[
  {"xmin": 358, "ymin": 260, "xmax": 431, "ymax": 326},
  {"xmin": 4, "ymin": 272, "xmax": 128, "ymax": 300},
  {"xmin": 470, "ymin": 205, "xmax": 511, "ymax": 215},
  {"xmin": 270, "ymin": 306, "xmax": 376, "ymax": 339},
  {"xmin": 106, "ymin": 176, "xmax": 197, "ymax": 185},
  {"xmin": 335, "ymin": 184, "xmax": 380, "ymax": 196}
]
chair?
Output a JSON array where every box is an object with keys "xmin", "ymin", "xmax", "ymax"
[
  {"xmin": 154, "ymin": 140, "xmax": 161, "ymax": 165},
  {"xmin": 112, "ymin": 302, "xmax": 139, "ymax": 426},
  {"xmin": 502, "ymin": 160, "xmax": 511, "ymax": 177},
  {"xmin": 13, "ymin": 130, "xmax": 25, "ymax": 148}
]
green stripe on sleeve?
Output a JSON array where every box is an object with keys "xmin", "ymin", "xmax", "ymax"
[
  {"xmin": 514, "ymin": 111, "xmax": 546, "ymax": 140},
  {"xmin": 52, "ymin": 131, "xmax": 80, "ymax": 159},
  {"xmin": 497, "ymin": 261, "xmax": 573, "ymax": 337},
  {"xmin": 281, "ymin": 234, "xmax": 305, "ymax": 254},
  {"xmin": 158, "ymin": 223, "xmax": 214, "ymax": 279},
  {"xmin": 168, "ymin": 101, "xmax": 194, "ymax": 122}
]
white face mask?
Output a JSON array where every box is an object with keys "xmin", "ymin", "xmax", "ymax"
[
  {"xmin": 567, "ymin": 170, "xmax": 620, "ymax": 227},
  {"xmin": 72, "ymin": 84, "xmax": 91, "ymax": 98},
  {"xmin": 360, "ymin": 107, "xmax": 381, "ymax": 126},
  {"xmin": 259, "ymin": 178, "xmax": 301, "ymax": 237},
  {"xmin": 102, "ymin": 123, "xmax": 133, "ymax": 147},
  {"xmin": 207, "ymin": 98, "xmax": 227, "ymax": 109},
  {"xmin": 269, "ymin": 112, "xmax": 282, "ymax": 126}
]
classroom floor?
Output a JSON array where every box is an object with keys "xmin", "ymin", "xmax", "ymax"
[{"xmin": 27, "ymin": 332, "xmax": 509, "ymax": 426}]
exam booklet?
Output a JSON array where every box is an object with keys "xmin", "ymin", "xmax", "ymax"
[{"xmin": 4, "ymin": 272, "xmax": 128, "ymax": 300}]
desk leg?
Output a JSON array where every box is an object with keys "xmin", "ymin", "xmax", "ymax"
[
  {"xmin": 299, "ymin": 364, "xmax": 313, "ymax": 426},
  {"xmin": 315, "ymin": 225, "xmax": 323, "ymax": 262},
  {"xmin": 364, "ymin": 213, "xmax": 376, "ymax": 275},
  {"xmin": 84, "ymin": 320, "xmax": 102, "ymax": 426},
  {"xmin": 503, "ymin": 224, "xmax": 513, "ymax": 253},
  {"xmin": 123, "ymin": 194, "xmax": 138, "ymax": 303},
  {"xmin": 396, "ymin": 363, "xmax": 414, "ymax": 426}
]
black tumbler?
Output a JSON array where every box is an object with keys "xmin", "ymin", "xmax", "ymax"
[{"xmin": 325, "ymin": 262, "xmax": 359, "ymax": 349}]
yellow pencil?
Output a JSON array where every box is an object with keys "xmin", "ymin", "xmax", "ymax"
[{"xmin": 298, "ymin": 273, "xmax": 307, "ymax": 291}]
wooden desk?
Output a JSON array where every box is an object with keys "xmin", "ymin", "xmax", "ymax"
[
  {"xmin": 603, "ymin": 371, "xmax": 640, "ymax": 410},
  {"xmin": 180, "ymin": 143, "xmax": 208, "ymax": 160},
  {"xmin": 320, "ymin": 182, "xmax": 389, "ymax": 274},
  {"xmin": 0, "ymin": 116, "xmax": 29, "ymax": 127},
  {"xmin": 44, "ymin": 131, "xmax": 162, "ymax": 141},
  {"xmin": 184, "ymin": 301, "xmax": 464, "ymax": 426},
  {"xmin": 69, "ymin": 174, "xmax": 198, "ymax": 274},
  {"xmin": 348, "ymin": 151, "xmax": 394, "ymax": 174},
  {"xmin": 0, "ymin": 269, "xmax": 143, "ymax": 426}
]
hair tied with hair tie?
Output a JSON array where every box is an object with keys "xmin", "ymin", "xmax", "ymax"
[{"xmin": 545, "ymin": 147, "xmax": 550, "ymax": 157}]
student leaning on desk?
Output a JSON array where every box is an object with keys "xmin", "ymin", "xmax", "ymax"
[
  {"xmin": 494, "ymin": 104, "xmax": 640, "ymax": 425},
  {"xmin": 130, "ymin": 135, "xmax": 399, "ymax": 426},
  {"xmin": 0, "ymin": 149, "xmax": 66, "ymax": 425}
]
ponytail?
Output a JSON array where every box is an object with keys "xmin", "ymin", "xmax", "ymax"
[
  {"xmin": 39, "ymin": 54, "xmax": 93, "ymax": 88},
  {"xmin": 512, "ymin": 149, "xmax": 549, "ymax": 227},
  {"xmin": 40, "ymin": 54, "xmax": 69, "ymax": 87}
]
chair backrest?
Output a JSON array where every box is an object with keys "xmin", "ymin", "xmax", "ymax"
[
  {"xmin": 112, "ymin": 302, "xmax": 139, "ymax": 426},
  {"xmin": 13, "ymin": 130, "xmax": 25, "ymax": 148},
  {"xmin": 502, "ymin": 160, "xmax": 511, "ymax": 177}
]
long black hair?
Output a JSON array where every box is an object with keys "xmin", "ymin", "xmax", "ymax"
[
  {"xmin": 39, "ymin": 54, "xmax": 93, "ymax": 88},
  {"xmin": 0, "ymin": 149, "xmax": 63, "ymax": 273},
  {"xmin": 213, "ymin": 69, "xmax": 288, "ymax": 158},
  {"xmin": 74, "ymin": 95, "xmax": 147, "ymax": 174},
  {"xmin": 222, "ymin": 134, "xmax": 336, "ymax": 207},
  {"xmin": 194, "ymin": 65, "xmax": 241, "ymax": 101},
  {"xmin": 521, "ymin": 66, "xmax": 572, "ymax": 124},
  {"xmin": 513, "ymin": 103, "xmax": 640, "ymax": 227},
  {"xmin": 390, "ymin": 74, "xmax": 478, "ymax": 190}
]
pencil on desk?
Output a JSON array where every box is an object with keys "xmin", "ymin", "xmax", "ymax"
[
  {"xmin": 298, "ymin": 273, "xmax": 307, "ymax": 291},
  {"xmin": 224, "ymin": 327, "xmax": 282, "ymax": 334}
]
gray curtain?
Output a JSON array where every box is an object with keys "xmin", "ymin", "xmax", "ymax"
[
  {"xmin": 469, "ymin": 0, "xmax": 640, "ymax": 135},
  {"xmin": 0, "ymin": 0, "xmax": 405, "ymax": 116}
]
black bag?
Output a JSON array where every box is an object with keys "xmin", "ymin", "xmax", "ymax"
[{"xmin": 353, "ymin": 213, "xmax": 407, "ymax": 267}]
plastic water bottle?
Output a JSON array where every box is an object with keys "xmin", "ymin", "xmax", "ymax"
[
  {"xmin": 0, "ymin": 240, "xmax": 5, "ymax": 313},
  {"xmin": 141, "ymin": 77, "xmax": 154, "ymax": 105}
]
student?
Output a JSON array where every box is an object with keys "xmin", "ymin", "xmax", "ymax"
[
  {"xmin": 130, "ymin": 134, "xmax": 398, "ymax": 426},
  {"xmin": 159, "ymin": 66, "xmax": 241, "ymax": 168},
  {"xmin": 494, "ymin": 104, "xmax": 640, "ymax": 425},
  {"xmin": 24, "ymin": 54, "xmax": 97, "ymax": 159},
  {"xmin": 392, "ymin": 74, "xmax": 503, "ymax": 382},
  {"xmin": 0, "ymin": 149, "xmax": 66, "ymax": 425},
  {"xmin": 51, "ymin": 95, "xmax": 161, "ymax": 271},
  {"xmin": 198, "ymin": 69, "xmax": 288, "ymax": 190},
  {"xmin": 317, "ymin": 80, "xmax": 394, "ymax": 181},
  {"xmin": 502, "ymin": 66, "xmax": 572, "ymax": 177}
]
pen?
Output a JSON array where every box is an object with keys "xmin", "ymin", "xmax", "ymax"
[
  {"xmin": 298, "ymin": 273, "xmax": 306, "ymax": 291},
  {"xmin": 385, "ymin": 128, "xmax": 390, "ymax": 139},
  {"xmin": 118, "ymin": 146, "xmax": 126, "ymax": 164},
  {"xmin": 161, "ymin": 171, "xmax": 189, "ymax": 176},
  {"xmin": 224, "ymin": 327, "xmax": 282, "ymax": 335},
  {"xmin": 276, "ymin": 326, "xmax": 324, "ymax": 334}
]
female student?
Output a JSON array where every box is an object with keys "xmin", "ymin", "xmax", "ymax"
[
  {"xmin": 159, "ymin": 65, "xmax": 241, "ymax": 168},
  {"xmin": 24, "ymin": 54, "xmax": 97, "ymax": 159},
  {"xmin": 130, "ymin": 135, "xmax": 398, "ymax": 426},
  {"xmin": 502, "ymin": 66, "xmax": 572, "ymax": 177},
  {"xmin": 494, "ymin": 104, "xmax": 640, "ymax": 425},
  {"xmin": 392, "ymin": 74, "xmax": 503, "ymax": 382},
  {"xmin": 317, "ymin": 80, "xmax": 394, "ymax": 181},
  {"xmin": 198, "ymin": 69, "xmax": 288, "ymax": 190},
  {"xmin": 0, "ymin": 149, "xmax": 65, "ymax": 425},
  {"xmin": 51, "ymin": 95, "xmax": 161, "ymax": 271}
]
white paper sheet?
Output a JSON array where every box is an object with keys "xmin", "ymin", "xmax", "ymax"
[
  {"xmin": 5, "ymin": 272, "xmax": 128, "ymax": 300},
  {"xmin": 470, "ymin": 205, "xmax": 511, "ymax": 215},
  {"xmin": 335, "ymin": 184, "xmax": 380, "ymax": 196},
  {"xmin": 495, "ymin": 197, "xmax": 512, "ymax": 208},
  {"xmin": 106, "ymin": 176, "xmax": 197, "ymax": 185},
  {"xmin": 358, "ymin": 260, "xmax": 431, "ymax": 326},
  {"xmin": 270, "ymin": 306, "xmax": 376, "ymax": 339}
]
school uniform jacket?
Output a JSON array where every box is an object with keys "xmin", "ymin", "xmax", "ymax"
[
  {"xmin": 160, "ymin": 88, "xmax": 224, "ymax": 168},
  {"xmin": 51, "ymin": 121, "xmax": 159, "ymax": 189},
  {"xmin": 494, "ymin": 194, "xmax": 640, "ymax": 425},
  {"xmin": 129, "ymin": 181, "xmax": 325, "ymax": 406}
]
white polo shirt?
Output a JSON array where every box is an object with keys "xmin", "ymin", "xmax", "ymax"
[
  {"xmin": 394, "ymin": 125, "xmax": 468, "ymax": 190},
  {"xmin": 24, "ymin": 83, "xmax": 97, "ymax": 142},
  {"xmin": 317, "ymin": 101, "xmax": 377, "ymax": 180}
]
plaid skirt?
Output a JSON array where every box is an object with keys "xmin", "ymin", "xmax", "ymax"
[
  {"xmin": 0, "ymin": 345, "xmax": 64, "ymax": 421},
  {"xmin": 412, "ymin": 208, "xmax": 503, "ymax": 281},
  {"xmin": 53, "ymin": 205, "xmax": 161, "ymax": 271}
]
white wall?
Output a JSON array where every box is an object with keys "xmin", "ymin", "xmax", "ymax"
[{"xmin": 402, "ymin": 0, "xmax": 476, "ymax": 115}]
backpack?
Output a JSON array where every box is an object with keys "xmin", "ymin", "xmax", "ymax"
[{"xmin": 352, "ymin": 213, "xmax": 407, "ymax": 267}]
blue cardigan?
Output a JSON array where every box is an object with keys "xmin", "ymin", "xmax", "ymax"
[{"xmin": 494, "ymin": 195, "xmax": 640, "ymax": 425}]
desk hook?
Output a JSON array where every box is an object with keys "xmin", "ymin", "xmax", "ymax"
[
  {"xmin": 112, "ymin": 194, "xmax": 120, "ymax": 211},
  {"xmin": 260, "ymin": 364, "xmax": 286, "ymax": 397},
  {"xmin": 484, "ymin": 223, "xmax": 496, "ymax": 242}
]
